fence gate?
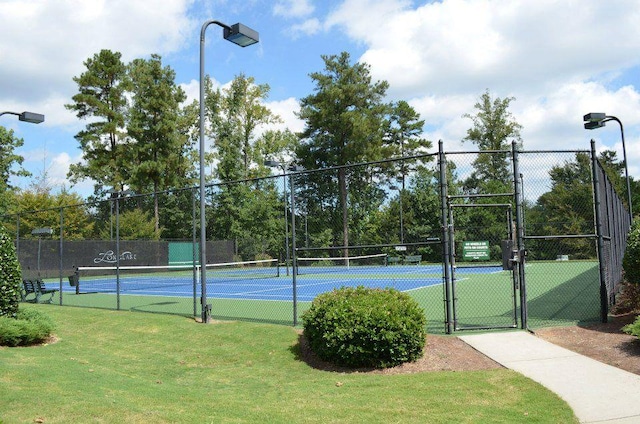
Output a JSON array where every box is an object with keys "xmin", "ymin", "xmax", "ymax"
[{"xmin": 448, "ymin": 201, "xmax": 520, "ymax": 330}]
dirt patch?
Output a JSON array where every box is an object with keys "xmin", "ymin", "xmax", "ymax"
[
  {"xmin": 295, "ymin": 314, "xmax": 640, "ymax": 375},
  {"xmin": 535, "ymin": 314, "xmax": 640, "ymax": 376},
  {"xmin": 294, "ymin": 332, "xmax": 503, "ymax": 374}
]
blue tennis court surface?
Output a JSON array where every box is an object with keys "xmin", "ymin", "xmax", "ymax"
[{"xmin": 64, "ymin": 264, "xmax": 504, "ymax": 302}]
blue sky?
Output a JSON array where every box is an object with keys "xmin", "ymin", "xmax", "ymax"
[{"xmin": 1, "ymin": 0, "xmax": 639, "ymax": 196}]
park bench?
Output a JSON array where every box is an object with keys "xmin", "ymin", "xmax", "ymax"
[
  {"xmin": 404, "ymin": 255, "xmax": 422, "ymax": 265},
  {"xmin": 21, "ymin": 279, "xmax": 58, "ymax": 304},
  {"xmin": 387, "ymin": 256, "xmax": 402, "ymax": 265}
]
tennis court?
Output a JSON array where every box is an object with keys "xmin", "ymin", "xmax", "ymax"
[
  {"xmin": 42, "ymin": 256, "xmax": 601, "ymax": 332},
  {"xmin": 65, "ymin": 260, "xmax": 428, "ymax": 301},
  {"xmin": 57, "ymin": 252, "xmax": 513, "ymax": 303}
]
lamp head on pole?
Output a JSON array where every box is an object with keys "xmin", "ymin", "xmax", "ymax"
[
  {"xmin": 264, "ymin": 159, "xmax": 282, "ymax": 168},
  {"xmin": 19, "ymin": 111, "xmax": 45, "ymax": 124},
  {"xmin": 224, "ymin": 23, "xmax": 259, "ymax": 47},
  {"xmin": 583, "ymin": 112, "xmax": 607, "ymax": 130},
  {"xmin": 1, "ymin": 110, "xmax": 45, "ymax": 124},
  {"xmin": 584, "ymin": 120, "xmax": 606, "ymax": 130}
]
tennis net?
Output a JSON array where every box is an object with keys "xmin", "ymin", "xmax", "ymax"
[
  {"xmin": 74, "ymin": 259, "xmax": 280, "ymax": 294},
  {"xmin": 295, "ymin": 253, "xmax": 388, "ymax": 275}
]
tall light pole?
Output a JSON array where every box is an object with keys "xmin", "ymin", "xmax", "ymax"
[
  {"xmin": 0, "ymin": 111, "xmax": 45, "ymax": 124},
  {"xmin": 584, "ymin": 113, "xmax": 633, "ymax": 217},
  {"xmin": 199, "ymin": 21, "xmax": 258, "ymax": 323},
  {"xmin": 265, "ymin": 160, "xmax": 290, "ymax": 276}
]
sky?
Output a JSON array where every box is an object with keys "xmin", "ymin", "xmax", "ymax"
[{"xmin": 1, "ymin": 0, "xmax": 640, "ymax": 197}]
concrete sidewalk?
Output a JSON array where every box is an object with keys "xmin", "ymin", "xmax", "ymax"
[{"xmin": 459, "ymin": 331, "xmax": 640, "ymax": 424}]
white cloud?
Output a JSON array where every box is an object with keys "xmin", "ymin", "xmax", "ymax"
[
  {"xmin": 273, "ymin": 0, "xmax": 315, "ymax": 19},
  {"xmin": 327, "ymin": 0, "xmax": 640, "ymax": 98},
  {"xmin": 264, "ymin": 97, "xmax": 304, "ymax": 133},
  {"xmin": 319, "ymin": 0, "xmax": 640, "ymax": 179},
  {"xmin": 290, "ymin": 18, "xmax": 322, "ymax": 38},
  {"xmin": 0, "ymin": 0, "xmax": 195, "ymax": 107}
]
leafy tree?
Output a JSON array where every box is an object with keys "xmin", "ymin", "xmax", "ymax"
[
  {"xmin": 529, "ymin": 150, "xmax": 632, "ymax": 260},
  {"xmin": 66, "ymin": 49, "xmax": 129, "ymax": 193},
  {"xmin": 462, "ymin": 90, "xmax": 522, "ymax": 194},
  {"xmin": 126, "ymin": 54, "xmax": 192, "ymax": 231},
  {"xmin": 4, "ymin": 189, "xmax": 94, "ymax": 240},
  {"xmin": 0, "ymin": 224, "xmax": 22, "ymax": 318},
  {"xmin": 255, "ymin": 129, "xmax": 299, "ymax": 167},
  {"xmin": 0, "ymin": 126, "xmax": 30, "ymax": 215},
  {"xmin": 113, "ymin": 208, "xmax": 160, "ymax": 240},
  {"xmin": 455, "ymin": 91, "xmax": 523, "ymax": 259},
  {"xmin": 206, "ymin": 74, "xmax": 280, "ymax": 181},
  {"xmin": 202, "ymin": 74, "xmax": 287, "ymax": 259},
  {"xmin": 385, "ymin": 100, "xmax": 431, "ymax": 181},
  {"xmin": 296, "ymin": 52, "xmax": 428, "ymax": 250},
  {"xmin": 529, "ymin": 153, "xmax": 595, "ymax": 259}
]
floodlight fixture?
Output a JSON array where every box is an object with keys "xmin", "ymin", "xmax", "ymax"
[
  {"xmin": 583, "ymin": 112, "xmax": 632, "ymax": 217},
  {"xmin": 264, "ymin": 159, "xmax": 282, "ymax": 168},
  {"xmin": 583, "ymin": 112, "xmax": 607, "ymax": 123},
  {"xmin": 0, "ymin": 110, "xmax": 45, "ymax": 124},
  {"xmin": 223, "ymin": 23, "xmax": 259, "ymax": 47},
  {"xmin": 584, "ymin": 120, "xmax": 605, "ymax": 130}
]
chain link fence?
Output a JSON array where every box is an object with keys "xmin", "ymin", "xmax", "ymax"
[{"xmin": 3, "ymin": 140, "xmax": 630, "ymax": 333}]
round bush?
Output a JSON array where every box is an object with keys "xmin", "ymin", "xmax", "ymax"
[
  {"xmin": 302, "ymin": 286, "xmax": 426, "ymax": 368},
  {"xmin": 0, "ymin": 308, "xmax": 55, "ymax": 346}
]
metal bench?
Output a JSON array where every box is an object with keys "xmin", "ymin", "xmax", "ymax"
[
  {"xmin": 22, "ymin": 279, "xmax": 58, "ymax": 303},
  {"xmin": 404, "ymin": 255, "xmax": 422, "ymax": 265},
  {"xmin": 387, "ymin": 256, "xmax": 402, "ymax": 265}
]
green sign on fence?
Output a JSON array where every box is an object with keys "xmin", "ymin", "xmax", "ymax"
[{"xmin": 462, "ymin": 240, "xmax": 490, "ymax": 261}]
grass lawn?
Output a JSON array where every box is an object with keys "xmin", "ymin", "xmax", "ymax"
[{"xmin": 0, "ymin": 304, "xmax": 578, "ymax": 423}]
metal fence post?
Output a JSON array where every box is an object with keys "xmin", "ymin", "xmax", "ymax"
[
  {"xmin": 59, "ymin": 207, "xmax": 64, "ymax": 305},
  {"xmin": 116, "ymin": 193, "xmax": 121, "ymax": 311},
  {"xmin": 512, "ymin": 141, "xmax": 527, "ymax": 329},
  {"xmin": 591, "ymin": 139, "xmax": 609, "ymax": 323},
  {"xmin": 192, "ymin": 186, "xmax": 198, "ymax": 317},
  {"xmin": 438, "ymin": 140, "xmax": 453, "ymax": 334},
  {"xmin": 289, "ymin": 171, "xmax": 298, "ymax": 326}
]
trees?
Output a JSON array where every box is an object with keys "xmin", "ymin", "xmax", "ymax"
[
  {"xmin": 66, "ymin": 49, "xmax": 129, "ymax": 193},
  {"xmin": 0, "ymin": 224, "xmax": 21, "ymax": 318},
  {"xmin": 462, "ymin": 90, "xmax": 522, "ymax": 195},
  {"xmin": 0, "ymin": 126, "xmax": 30, "ymax": 215},
  {"xmin": 296, "ymin": 52, "xmax": 428, "ymax": 251},
  {"xmin": 127, "ymin": 54, "xmax": 192, "ymax": 232},
  {"xmin": 202, "ymin": 74, "xmax": 287, "ymax": 259},
  {"xmin": 3, "ymin": 189, "xmax": 95, "ymax": 241},
  {"xmin": 297, "ymin": 52, "xmax": 390, "ymax": 251},
  {"xmin": 453, "ymin": 90, "xmax": 523, "ymax": 260},
  {"xmin": 206, "ymin": 74, "xmax": 280, "ymax": 181},
  {"xmin": 529, "ymin": 150, "xmax": 629, "ymax": 259},
  {"xmin": 67, "ymin": 50, "xmax": 199, "ymax": 238}
]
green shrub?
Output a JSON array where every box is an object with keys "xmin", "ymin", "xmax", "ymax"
[
  {"xmin": 623, "ymin": 220, "xmax": 640, "ymax": 285},
  {"xmin": 622, "ymin": 316, "xmax": 640, "ymax": 340},
  {"xmin": 0, "ymin": 308, "xmax": 55, "ymax": 346},
  {"xmin": 302, "ymin": 286, "xmax": 426, "ymax": 369},
  {"xmin": 0, "ymin": 224, "xmax": 22, "ymax": 318}
]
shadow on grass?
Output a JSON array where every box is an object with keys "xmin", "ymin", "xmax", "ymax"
[{"xmin": 526, "ymin": 264, "xmax": 601, "ymax": 328}]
